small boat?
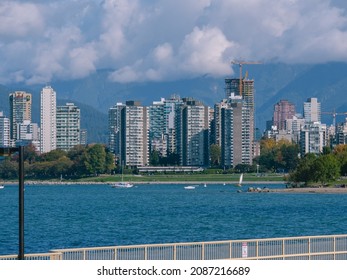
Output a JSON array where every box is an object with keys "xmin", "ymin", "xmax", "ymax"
[
  {"xmin": 112, "ymin": 182, "xmax": 134, "ymax": 188},
  {"xmin": 112, "ymin": 162, "xmax": 134, "ymax": 188},
  {"xmin": 184, "ymin": 185, "xmax": 197, "ymax": 190},
  {"xmin": 237, "ymin": 173, "xmax": 243, "ymax": 187},
  {"xmin": 0, "ymin": 185, "xmax": 4, "ymax": 189},
  {"xmin": 204, "ymin": 183, "xmax": 207, "ymax": 187}
]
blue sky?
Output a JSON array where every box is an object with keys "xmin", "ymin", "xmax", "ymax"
[{"xmin": 1, "ymin": 0, "xmax": 347, "ymax": 85}]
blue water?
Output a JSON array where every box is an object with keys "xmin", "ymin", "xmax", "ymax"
[{"xmin": 1, "ymin": 183, "xmax": 347, "ymax": 255}]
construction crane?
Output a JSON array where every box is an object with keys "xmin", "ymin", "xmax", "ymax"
[
  {"xmin": 231, "ymin": 60, "xmax": 262, "ymax": 96},
  {"xmin": 322, "ymin": 111, "xmax": 347, "ymax": 127}
]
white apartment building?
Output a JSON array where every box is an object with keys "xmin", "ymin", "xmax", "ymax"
[
  {"xmin": 176, "ymin": 98, "xmax": 209, "ymax": 166},
  {"xmin": 15, "ymin": 120, "xmax": 40, "ymax": 151},
  {"xmin": 304, "ymin": 97, "xmax": 321, "ymax": 123},
  {"xmin": 120, "ymin": 101, "xmax": 149, "ymax": 167},
  {"xmin": 40, "ymin": 86, "xmax": 56, "ymax": 153},
  {"xmin": 300, "ymin": 122, "xmax": 327, "ymax": 155},
  {"xmin": 0, "ymin": 112, "xmax": 10, "ymax": 147},
  {"xmin": 56, "ymin": 103, "xmax": 80, "ymax": 151}
]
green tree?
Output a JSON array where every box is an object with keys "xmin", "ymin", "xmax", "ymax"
[
  {"xmin": 67, "ymin": 145, "xmax": 88, "ymax": 177},
  {"xmin": 24, "ymin": 143, "xmax": 39, "ymax": 164},
  {"xmin": 259, "ymin": 139, "xmax": 299, "ymax": 172},
  {"xmin": 150, "ymin": 150, "xmax": 160, "ymax": 166},
  {"xmin": 41, "ymin": 149, "xmax": 67, "ymax": 162},
  {"xmin": 210, "ymin": 144, "xmax": 221, "ymax": 167},
  {"xmin": 84, "ymin": 144, "xmax": 106, "ymax": 176},
  {"xmin": 0, "ymin": 159, "xmax": 18, "ymax": 179},
  {"xmin": 288, "ymin": 153, "xmax": 316, "ymax": 185},
  {"xmin": 311, "ymin": 154, "xmax": 340, "ymax": 184},
  {"xmin": 333, "ymin": 144, "xmax": 347, "ymax": 176},
  {"xmin": 104, "ymin": 152, "xmax": 115, "ymax": 174}
]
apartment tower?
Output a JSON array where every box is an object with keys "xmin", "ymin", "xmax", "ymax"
[
  {"xmin": 221, "ymin": 96, "xmax": 252, "ymax": 168},
  {"xmin": 273, "ymin": 100, "xmax": 296, "ymax": 130},
  {"xmin": 40, "ymin": 86, "xmax": 56, "ymax": 153},
  {"xmin": 120, "ymin": 101, "xmax": 149, "ymax": 167},
  {"xmin": 175, "ymin": 98, "xmax": 209, "ymax": 166},
  {"xmin": 304, "ymin": 97, "xmax": 321, "ymax": 123},
  {"xmin": 9, "ymin": 91, "xmax": 32, "ymax": 142},
  {"xmin": 56, "ymin": 103, "xmax": 81, "ymax": 151},
  {"xmin": 0, "ymin": 112, "xmax": 10, "ymax": 147}
]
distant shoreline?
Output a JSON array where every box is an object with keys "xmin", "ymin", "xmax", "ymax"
[
  {"xmin": 269, "ymin": 187, "xmax": 347, "ymax": 193},
  {"xmin": 20, "ymin": 180, "xmax": 284, "ymax": 185},
  {"xmin": 5, "ymin": 181, "xmax": 347, "ymax": 193}
]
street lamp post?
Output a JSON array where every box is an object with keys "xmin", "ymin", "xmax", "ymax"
[{"xmin": 0, "ymin": 146, "xmax": 25, "ymax": 260}]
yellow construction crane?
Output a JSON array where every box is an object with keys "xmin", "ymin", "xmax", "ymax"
[{"xmin": 231, "ymin": 60, "xmax": 262, "ymax": 96}]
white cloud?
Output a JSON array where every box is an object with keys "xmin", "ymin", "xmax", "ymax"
[
  {"xmin": 0, "ymin": 1, "xmax": 44, "ymax": 37},
  {"xmin": 178, "ymin": 26, "xmax": 234, "ymax": 77},
  {"xmin": 2, "ymin": 0, "xmax": 347, "ymax": 84}
]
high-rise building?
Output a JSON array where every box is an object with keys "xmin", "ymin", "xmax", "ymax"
[
  {"xmin": 0, "ymin": 112, "xmax": 10, "ymax": 147},
  {"xmin": 211, "ymin": 99, "xmax": 229, "ymax": 146},
  {"xmin": 224, "ymin": 78, "xmax": 255, "ymax": 149},
  {"xmin": 273, "ymin": 100, "xmax": 296, "ymax": 130},
  {"xmin": 300, "ymin": 122, "xmax": 326, "ymax": 155},
  {"xmin": 16, "ymin": 120, "xmax": 40, "ymax": 150},
  {"xmin": 175, "ymin": 98, "xmax": 209, "ymax": 166},
  {"xmin": 108, "ymin": 102, "xmax": 125, "ymax": 155},
  {"xmin": 221, "ymin": 96, "xmax": 252, "ymax": 168},
  {"xmin": 286, "ymin": 114, "xmax": 305, "ymax": 143},
  {"xmin": 56, "ymin": 103, "xmax": 80, "ymax": 151},
  {"xmin": 40, "ymin": 86, "xmax": 56, "ymax": 153},
  {"xmin": 120, "ymin": 101, "xmax": 149, "ymax": 167},
  {"xmin": 148, "ymin": 98, "xmax": 166, "ymax": 156},
  {"xmin": 148, "ymin": 95, "xmax": 183, "ymax": 157},
  {"xmin": 304, "ymin": 97, "xmax": 321, "ymax": 123},
  {"xmin": 336, "ymin": 119, "xmax": 347, "ymax": 145},
  {"xmin": 80, "ymin": 129, "xmax": 87, "ymax": 146},
  {"xmin": 9, "ymin": 91, "xmax": 32, "ymax": 142}
]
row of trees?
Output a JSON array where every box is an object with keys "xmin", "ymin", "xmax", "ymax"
[
  {"xmin": 288, "ymin": 145, "xmax": 347, "ymax": 186},
  {"xmin": 1, "ymin": 139, "xmax": 347, "ymax": 184},
  {"xmin": 0, "ymin": 144, "xmax": 115, "ymax": 180},
  {"xmin": 257, "ymin": 139, "xmax": 347, "ymax": 185}
]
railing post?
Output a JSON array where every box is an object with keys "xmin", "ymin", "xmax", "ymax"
[
  {"xmin": 202, "ymin": 243, "xmax": 205, "ymax": 260},
  {"xmin": 308, "ymin": 237, "xmax": 311, "ymax": 260},
  {"xmin": 174, "ymin": 244, "xmax": 177, "ymax": 260},
  {"xmin": 114, "ymin": 248, "xmax": 117, "ymax": 260},
  {"xmin": 282, "ymin": 239, "xmax": 285, "ymax": 260},
  {"xmin": 229, "ymin": 241, "xmax": 232, "ymax": 259},
  {"xmin": 144, "ymin": 246, "xmax": 148, "ymax": 260},
  {"xmin": 18, "ymin": 146, "xmax": 25, "ymax": 260},
  {"xmin": 333, "ymin": 236, "xmax": 336, "ymax": 260}
]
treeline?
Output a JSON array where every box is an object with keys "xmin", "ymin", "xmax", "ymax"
[
  {"xmin": 288, "ymin": 145, "xmax": 347, "ymax": 186},
  {"xmin": 256, "ymin": 139, "xmax": 347, "ymax": 185},
  {"xmin": 0, "ymin": 144, "xmax": 115, "ymax": 180},
  {"xmin": 1, "ymin": 140, "xmax": 347, "ymax": 184}
]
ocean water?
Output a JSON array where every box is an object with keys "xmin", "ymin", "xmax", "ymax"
[{"xmin": 1, "ymin": 183, "xmax": 347, "ymax": 255}]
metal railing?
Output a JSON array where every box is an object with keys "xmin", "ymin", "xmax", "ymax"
[
  {"xmin": 0, "ymin": 252, "xmax": 62, "ymax": 260},
  {"xmin": 1, "ymin": 234, "xmax": 347, "ymax": 260}
]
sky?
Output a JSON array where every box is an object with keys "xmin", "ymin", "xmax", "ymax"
[{"xmin": 1, "ymin": 0, "xmax": 347, "ymax": 85}]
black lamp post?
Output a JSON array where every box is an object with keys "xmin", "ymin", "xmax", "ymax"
[{"xmin": 0, "ymin": 146, "xmax": 25, "ymax": 260}]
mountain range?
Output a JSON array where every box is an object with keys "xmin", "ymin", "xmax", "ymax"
[{"xmin": 1, "ymin": 62, "xmax": 347, "ymax": 144}]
